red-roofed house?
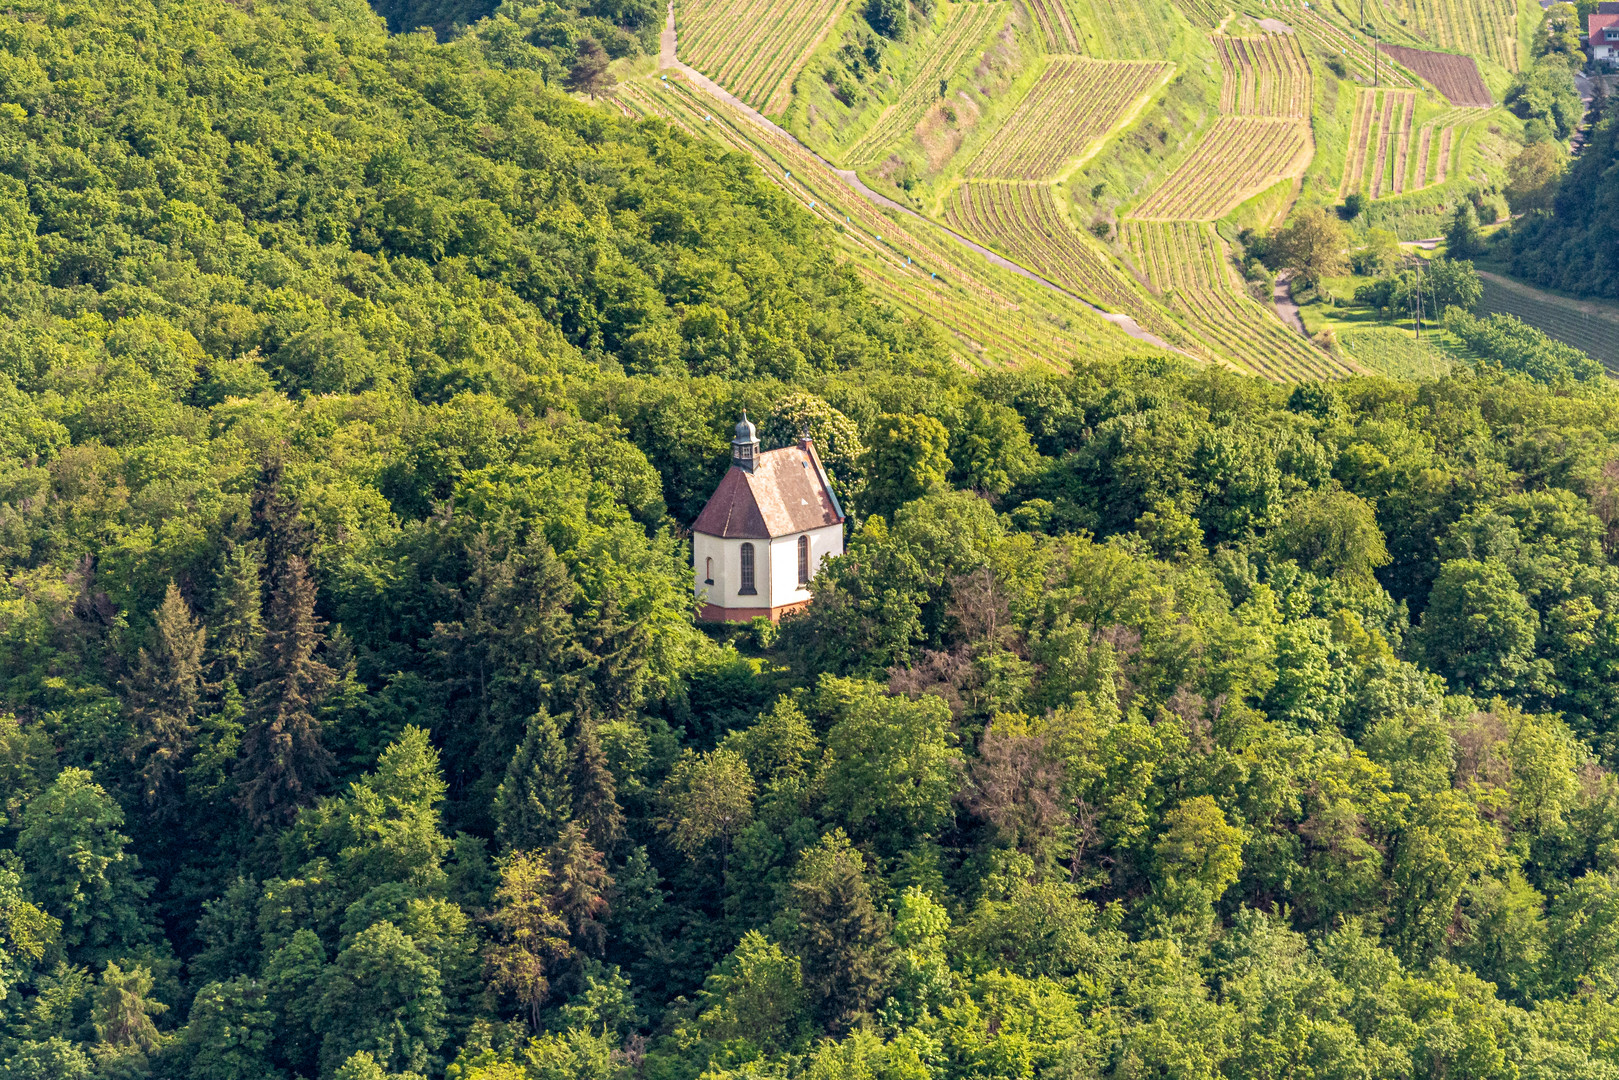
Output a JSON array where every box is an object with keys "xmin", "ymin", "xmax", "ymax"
[
  {"xmin": 692, "ymin": 414, "xmax": 845, "ymax": 622},
  {"xmin": 1591, "ymin": 12, "xmax": 1619, "ymax": 60}
]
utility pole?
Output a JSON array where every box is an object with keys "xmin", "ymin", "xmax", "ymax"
[{"xmin": 1413, "ymin": 260, "xmax": 1422, "ymax": 339}]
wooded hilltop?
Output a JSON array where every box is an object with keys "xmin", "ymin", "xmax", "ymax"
[{"xmin": 7, "ymin": 1, "xmax": 1619, "ymax": 1079}]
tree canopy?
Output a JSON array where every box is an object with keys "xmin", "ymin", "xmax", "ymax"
[{"xmin": 4, "ymin": 0, "xmax": 1619, "ymax": 1079}]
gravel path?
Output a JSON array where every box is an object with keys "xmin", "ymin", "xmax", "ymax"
[{"xmin": 1274, "ymin": 269, "xmax": 1307, "ymax": 336}]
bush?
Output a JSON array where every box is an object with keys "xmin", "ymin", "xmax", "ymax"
[{"xmin": 866, "ymin": 0, "xmax": 907, "ymax": 39}]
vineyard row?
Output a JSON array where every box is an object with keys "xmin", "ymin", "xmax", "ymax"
[
  {"xmin": 619, "ymin": 76, "xmax": 1122, "ymax": 368},
  {"xmin": 966, "ymin": 56, "xmax": 1172, "ymax": 181},
  {"xmin": 1213, "ymin": 33, "xmax": 1310, "ymax": 118},
  {"xmin": 1130, "ymin": 116, "xmax": 1311, "ymax": 221},
  {"xmin": 846, "ymin": 2, "xmax": 1007, "ymax": 166},
  {"xmin": 1257, "ymin": 0, "xmax": 1416, "ymax": 88},
  {"xmin": 1119, "ymin": 220, "xmax": 1353, "ymax": 381},
  {"xmin": 945, "ymin": 181, "xmax": 1190, "ymax": 347},
  {"xmin": 1339, "ymin": 90, "xmax": 1484, "ymax": 199},
  {"xmin": 675, "ymin": 0, "xmax": 844, "ymax": 113},
  {"xmin": 1083, "ymin": 0, "xmax": 1175, "ymax": 59}
]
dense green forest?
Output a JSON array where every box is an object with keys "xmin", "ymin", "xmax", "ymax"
[
  {"xmin": 1509, "ymin": 92, "xmax": 1619, "ymax": 298},
  {"xmin": 5, "ymin": 0, "xmax": 1619, "ymax": 1079}
]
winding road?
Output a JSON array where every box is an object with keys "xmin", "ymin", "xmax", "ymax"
[{"xmin": 654, "ymin": 6, "xmax": 1183, "ymax": 355}]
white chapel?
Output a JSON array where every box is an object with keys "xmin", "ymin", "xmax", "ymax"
[{"xmin": 692, "ymin": 414, "xmax": 845, "ymax": 623}]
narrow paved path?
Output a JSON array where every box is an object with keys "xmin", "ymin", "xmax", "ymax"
[
  {"xmin": 654, "ymin": 6, "xmax": 1182, "ymax": 355},
  {"xmin": 1273, "ymin": 269, "xmax": 1306, "ymax": 337}
]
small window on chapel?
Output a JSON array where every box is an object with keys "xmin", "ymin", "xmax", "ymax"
[
  {"xmin": 798, "ymin": 535, "xmax": 810, "ymax": 585},
  {"xmin": 739, "ymin": 543, "xmax": 756, "ymax": 594},
  {"xmin": 705, "ymin": 556, "xmax": 713, "ymax": 585}
]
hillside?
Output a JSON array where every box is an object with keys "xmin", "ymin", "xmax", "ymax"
[
  {"xmin": 4, "ymin": 1, "xmax": 1619, "ymax": 1079},
  {"xmin": 640, "ymin": 0, "xmax": 1546, "ymax": 379}
]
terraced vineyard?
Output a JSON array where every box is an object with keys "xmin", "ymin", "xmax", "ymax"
[
  {"xmin": 845, "ymin": 2, "xmax": 1008, "ymax": 166},
  {"xmin": 1389, "ymin": 91, "xmax": 1414, "ymax": 195},
  {"xmin": 674, "ymin": 0, "xmax": 847, "ymax": 114},
  {"xmin": 1074, "ymin": 0, "xmax": 1177, "ymax": 59},
  {"xmin": 1027, "ymin": 0, "xmax": 1081, "ymax": 51},
  {"xmin": 1120, "ymin": 220, "xmax": 1352, "ymax": 379},
  {"xmin": 1377, "ymin": 44, "xmax": 1493, "ymax": 105},
  {"xmin": 1415, "ymin": 107, "xmax": 1486, "ymax": 186},
  {"xmin": 1338, "ymin": 89, "xmax": 1376, "ymax": 197},
  {"xmin": 1263, "ymin": 0, "xmax": 1416, "ymax": 87},
  {"xmin": 1178, "ymin": 0, "xmax": 1229, "ymax": 29},
  {"xmin": 1340, "ymin": 90, "xmax": 1484, "ymax": 198},
  {"xmin": 945, "ymin": 181, "xmax": 1190, "ymax": 345},
  {"xmin": 619, "ymin": 75, "xmax": 1133, "ymax": 367},
  {"xmin": 1367, "ymin": 90, "xmax": 1404, "ymax": 198},
  {"xmin": 1130, "ymin": 116, "xmax": 1311, "ymax": 220},
  {"xmin": 1374, "ymin": 0, "xmax": 1519, "ymax": 72},
  {"xmin": 1213, "ymin": 33, "xmax": 1310, "ymax": 117},
  {"xmin": 965, "ymin": 57, "xmax": 1172, "ymax": 180}
]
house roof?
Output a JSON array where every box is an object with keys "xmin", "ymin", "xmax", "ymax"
[
  {"xmin": 691, "ymin": 443, "xmax": 844, "ymax": 539},
  {"xmin": 1591, "ymin": 12, "xmax": 1619, "ymax": 35}
]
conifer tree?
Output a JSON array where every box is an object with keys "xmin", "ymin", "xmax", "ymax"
[
  {"xmin": 546, "ymin": 822, "xmax": 611, "ymax": 956},
  {"xmin": 91, "ymin": 962, "xmax": 168, "ymax": 1055},
  {"xmin": 250, "ymin": 459, "xmax": 314, "ymax": 589},
  {"xmin": 236, "ymin": 555, "xmax": 336, "ymax": 828},
  {"xmin": 576, "ymin": 579, "xmax": 652, "ymax": 719},
  {"xmin": 571, "ymin": 717, "xmax": 624, "ymax": 853},
  {"xmin": 209, "ymin": 542, "xmax": 265, "ymax": 688},
  {"xmin": 435, "ymin": 535, "xmax": 578, "ymax": 790},
  {"xmin": 484, "ymin": 851, "xmax": 571, "ymax": 1029},
  {"xmin": 493, "ymin": 710, "xmax": 572, "ymax": 852},
  {"xmin": 790, "ymin": 831, "xmax": 893, "ymax": 1034},
  {"xmin": 123, "ymin": 582, "xmax": 207, "ymax": 814}
]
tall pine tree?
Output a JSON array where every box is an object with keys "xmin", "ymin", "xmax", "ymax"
[
  {"xmin": 250, "ymin": 459, "xmax": 314, "ymax": 589},
  {"xmin": 209, "ymin": 541, "xmax": 265, "ymax": 688},
  {"xmin": 791, "ymin": 831, "xmax": 893, "ymax": 1034},
  {"xmin": 236, "ymin": 555, "xmax": 336, "ymax": 827},
  {"xmin": 433, "ymin": 534, "xmax": 579, "ymax": 806},
  {"xmin": 123, "ymin": 582, "xmax": 207, "ymax": 815},
  {"xmin": 493, "ymin": 710, "xmax": 572, "ymax": 852},
  {"xmin": 571, "ymin": 716, "xmax": 624, "ymax": 854}
]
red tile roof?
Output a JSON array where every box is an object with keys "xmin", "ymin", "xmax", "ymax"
[
  {"xmin": 1591, "ymin": 12, "xmax": 1619, "ymax": 36},
  {"xmin": 692, "ymin": 444, "xmax": 844, "ymax": 539}
]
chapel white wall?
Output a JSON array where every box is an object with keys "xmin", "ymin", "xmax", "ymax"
[{"xmin": 694, "ymin": 523, "xmax": 842, "ymax": 610}]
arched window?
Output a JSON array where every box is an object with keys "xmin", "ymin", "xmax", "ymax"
[
  {"xmin": 798, "ymin": 535, "xmax": 810, "ymax": 585},
  {"xmin": 704, "ymin": 556, "xmax": 713, "ymax": 585},
  {"xmin": 739, "ymin": 543, "xmax": 756, "ymax": 594}
]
